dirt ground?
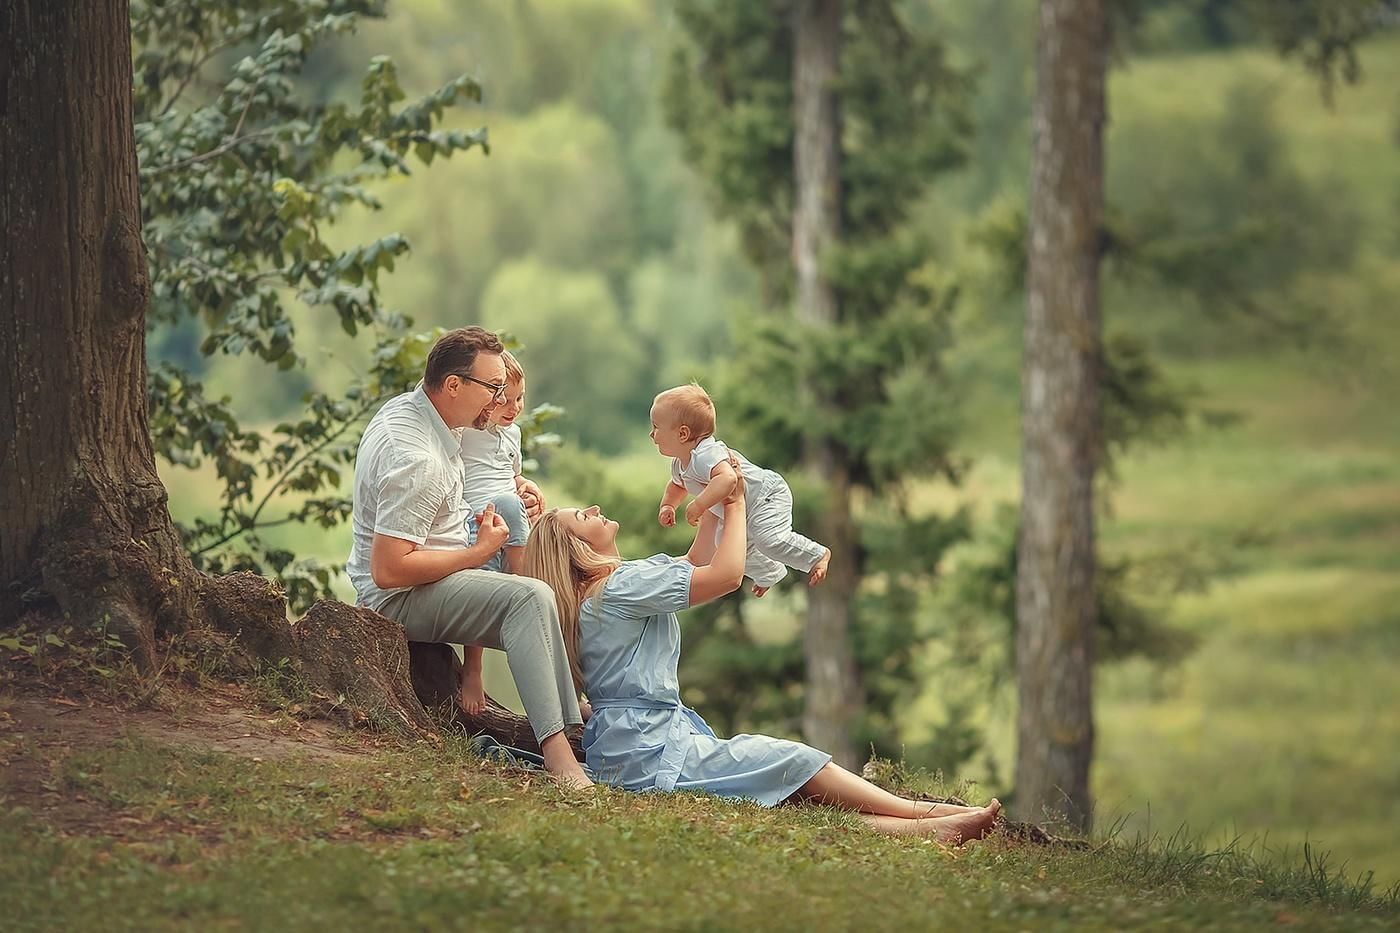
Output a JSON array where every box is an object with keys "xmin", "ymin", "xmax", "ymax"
[{"xmin": 0, "ymin": 680, "xmax": 384, "ymax": 841}]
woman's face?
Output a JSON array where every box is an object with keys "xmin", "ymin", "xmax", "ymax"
[{"xmin": 559, "ymin": 504, "xmax": 619, "ymax": 553}]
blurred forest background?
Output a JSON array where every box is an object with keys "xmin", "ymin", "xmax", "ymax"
[{"xmin": 143, "ymin": 0, "xmax": 1400, "ymax": 885}]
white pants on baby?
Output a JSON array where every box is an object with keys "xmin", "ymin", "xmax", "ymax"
[{"xmin": 715, "ymin": 479, "xmax": 827, "ymax": 588}]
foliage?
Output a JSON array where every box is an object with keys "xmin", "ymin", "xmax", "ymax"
[{"xmin": 133, "ymin": 0, "xmax": 499, "ymax": 609}]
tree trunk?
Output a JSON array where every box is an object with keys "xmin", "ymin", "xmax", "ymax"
[
  {"xmin": 0, "ymin": 0, "xmax": 571, "ymax": 760},
  {"xmin": 1015, "ymin": 0, "xmax": 1107, "ymax": 831},
  {"xmin": 0, "ymin": 0, "xmax": 200, "ymax": 661},
  {"xmin": 793, "ymin": 0, "xmax": 861, "ymax": 770}
]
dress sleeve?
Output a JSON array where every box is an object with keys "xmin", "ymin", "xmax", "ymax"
[
  {"xmin": 602, "ymin": 555, "xmax": 694, "ymax": 619},
  {"xmin": 373, "ymin": 450, "xmax": 444, "ymax": 545}
]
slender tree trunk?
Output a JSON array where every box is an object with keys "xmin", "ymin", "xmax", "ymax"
[
  {"xmin": 1015, "ymin": 0, "xmax": 1107, "ymax": 830},
  {"xmin": 793, "ymin": 0, "xmax": 860, "ymax": 770},
  {"xmin": 0, "ymin": 0, "xmax": 200, "ymax": 659}
]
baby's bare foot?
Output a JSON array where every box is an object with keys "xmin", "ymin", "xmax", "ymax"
[
  {"xmin": 752, "ymin": 584, "xmax": 770, "ymax": 597},
  {"xmin": 932, "ymin": 799, "xmax": 1000, "ymax": 845},
  {"xmin": 808, "ymin": 548, "xmax": 832, "ymax": 586}
]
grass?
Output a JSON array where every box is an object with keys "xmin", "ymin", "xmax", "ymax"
[{"xmin": 1, "ymin": 733, "xmax": 1395, "ymax": 931}]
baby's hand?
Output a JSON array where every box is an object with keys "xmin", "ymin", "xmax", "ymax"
[
  {"xmin": 658, "ymin": 504, "xmax": 677, "ymax": 528},
  {"xmin": 684, "ymin": 500, "xmax": 705, "ymax": 526},
  {"xmin": 460, "ymin": 668, "xmax": 486, "ymax": 716}
]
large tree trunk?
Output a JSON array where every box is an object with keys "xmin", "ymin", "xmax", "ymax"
[
  {"xmin": 0, "ymin": 0, "xmax": 573, "ymax": 761},
  {"xmin": 793, "ymin": 0, "xmax": 861, "ymax": 770},
  {"xmin": 1014, "ymin": 0, "xmax": 1107, "ymax": 831},
  {"xmin": 0, "ymin": 0, "xmax": 200, "ymax": 661}
]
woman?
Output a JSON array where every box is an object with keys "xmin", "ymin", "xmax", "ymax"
[{"xmin": 523, "ymin": 465, "xmax": 1000, "ymax": 842}]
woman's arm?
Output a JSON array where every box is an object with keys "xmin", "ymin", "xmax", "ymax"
[
  {"xmin": 685, "ymin": 511, "xmax": 720, "ymax": 566},
  {"xmin": 688, "ymin": 467, "xmax": 746, "ymax": 606}
]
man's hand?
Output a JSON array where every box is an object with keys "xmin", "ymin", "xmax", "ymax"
[
  {"xmin": 517, "ymin": 477, "xmax": 545, "ymax": 522},
  {"xmin": 684, "ymin": 499, "xmax": 706, "ymax": 527},
  {"xmin": 659, "ymin": 504, "xmax": 677, "ymax": 527},
  {"xmin": 475, "ymin": 502, "xmax": 510, "ymax": 554}
]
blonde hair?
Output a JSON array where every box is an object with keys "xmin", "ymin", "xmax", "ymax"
[
  {"xmin": 501, "ymin": 350, "xmax": 525, "ymax": 386},
  {"xmin": 522, "ymin": 510, "xmax": 620, "ymax": 695},
  {"xmin": 653, "ymin": 383, "xmax": 715, "ymax": 439}
]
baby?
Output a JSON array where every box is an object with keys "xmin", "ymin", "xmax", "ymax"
[
  {"xmin": 457, "ymin": 350, "xmax": 532, "ymax": 714},
  {"xmin": 651, "ymin": 384, "xmax": 830, "ymax": 596}
]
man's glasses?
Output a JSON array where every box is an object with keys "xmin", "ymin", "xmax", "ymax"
[{"xmin": 455, "ymin": 373, "xmax": 507, "ymax": 401}]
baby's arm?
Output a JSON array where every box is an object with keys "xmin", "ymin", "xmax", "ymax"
[
  {"xmin": 658, "ymin": 480, "xmax": 687, "ymax": 527},
  {"xmin": 685, "ymin": 461, "xmax": 737, "ymax": 526}
]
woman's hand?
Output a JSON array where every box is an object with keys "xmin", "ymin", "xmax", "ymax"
[{"xmin": 723, "ymin": 454, "xmax": 745, "ymax": 504}]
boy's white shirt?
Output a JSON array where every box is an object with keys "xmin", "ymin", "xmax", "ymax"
[
  {"xmin": 671, "ymin": 435, "xmax": 781, "ymax": 519},
  {"xmin": 459, "ymin": 422, "xmax": 523, "ymax": 511}
]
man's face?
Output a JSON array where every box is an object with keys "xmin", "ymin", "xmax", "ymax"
[{"xmin": 441, "ymin": 352, "xmax": 506, "ymax": 429}]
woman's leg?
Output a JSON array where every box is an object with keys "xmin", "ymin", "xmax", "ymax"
[
  {"xmin": 851, "ymin": 806, "xmax": 1001, "ymax": 843},
  {"xmin": 792, "ymin": 762, "xmax": 985, "ymax": 817}
]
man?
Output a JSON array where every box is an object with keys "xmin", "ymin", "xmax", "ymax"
[{"xmin": 346, "ymin": 326, "xmax": 590, "ymax": 788}]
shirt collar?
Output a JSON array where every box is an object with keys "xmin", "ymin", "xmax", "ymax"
[{"xmin": 410, "ymin": 382, "xmax": 464, "ymax": 459}]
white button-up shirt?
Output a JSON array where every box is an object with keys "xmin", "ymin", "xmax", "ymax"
[{"xmin": 346, "ymin": 384, "xmax": 471, "ymax": 610}]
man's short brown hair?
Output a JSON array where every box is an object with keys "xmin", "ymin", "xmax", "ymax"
[
  {"xmin": 424, "ymin": 326, "xmax": 504, "ymax": 391},
  {"xmin": 653, "ymin": 384, "xmax": 716, "ymax": 439}
]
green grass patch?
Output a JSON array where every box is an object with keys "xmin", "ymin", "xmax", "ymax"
[{"xmin": 1, "ymin": 735, "xmax": 1395, "ymax": 931}]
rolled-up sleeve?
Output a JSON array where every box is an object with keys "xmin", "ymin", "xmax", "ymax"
[{"xmin": 373, "ymin": 450, "xmax": 443, "ymax": 545}]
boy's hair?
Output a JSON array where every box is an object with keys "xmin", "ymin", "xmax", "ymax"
[
  {"xmin": 502, "ymin": 350, "xmax": 525, "ymax": 386},
  {"xmin": 424, "ymin": 326, "xmax": 504, "ymax": 391},
  {"xmin": 653, "ymin": 383, "xmax": 716, "ymax": 439}
]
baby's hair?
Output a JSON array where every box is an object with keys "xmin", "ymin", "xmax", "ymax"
[
  {"xmin": 653, "ymin": 383, "xmax": 715, "ymax": 439},
  {"xmin": 502, "ymin": 350, "xmax": 525, "ymax": 386}
]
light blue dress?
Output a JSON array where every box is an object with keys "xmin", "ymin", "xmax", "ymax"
[{"xmin": 579, "ymin": 554, "xmax": 831, "ymax": 806}]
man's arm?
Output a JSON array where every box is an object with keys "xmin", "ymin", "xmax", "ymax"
[{"xmin": 369, "ymin": 504, "xmax": 510, "ymax": 589}]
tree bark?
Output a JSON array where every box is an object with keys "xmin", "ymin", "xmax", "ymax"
[
  {"xmin": 793, "ymin": 0, "xmax": 861, "ymax": 770},
  {"xmin": 1015, "ymin": 0, "xmax": 1107, "ymax": 831},
  {"xmin": 0, "ymin": 0, "xmax": 569, "ymax": 760},
  {"xmin": 0, "ymin": 0, "xmax": 200, "ymax": 660}
]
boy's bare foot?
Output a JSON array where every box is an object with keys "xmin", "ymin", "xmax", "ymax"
[
  {"xmin": 931, "ymin": 799, "xmax": 1000, "ymax": 845},
  {"xmin": 752, "ymin": 584, "xmax": 770, "ymax": 597},
  {"xmin": 808, "ymin": 548, "xmax": 832, "ymax": 586}
]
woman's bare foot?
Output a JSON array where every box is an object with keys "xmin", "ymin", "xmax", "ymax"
[
  {"xmin": 931, "ymin": 799, "xmax": 1000, "ymax": 845},
  {"xmin": 913, "ymin": 799, "xmax": 983, "ymax": 818},
  {"xmin": 752, "ymin": 584, "xmax": 770, "ymax": 597},
  {"xmin": 808, "ymin": 548, "xmax": 832, "ymax": 586},
  {"xmin": 540, "ymin": 732, "xmax": 594, "ymax": 790}
]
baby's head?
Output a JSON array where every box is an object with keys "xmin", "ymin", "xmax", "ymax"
[
  {"xmin": 489, "ymin": 350, "xmax": 527, "ymax": 429},
  {"xmin": 649, "ymin": 383, "xmax": 715, "ymax": 458}
]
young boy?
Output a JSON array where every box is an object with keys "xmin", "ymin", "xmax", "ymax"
[
  {"xmin": 651, "ymin": 384, "xmax": 830, "ymax": 596},
  {"xmin": 458, "ymin": 350, "xmax": 533, "ymax": 714}
]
